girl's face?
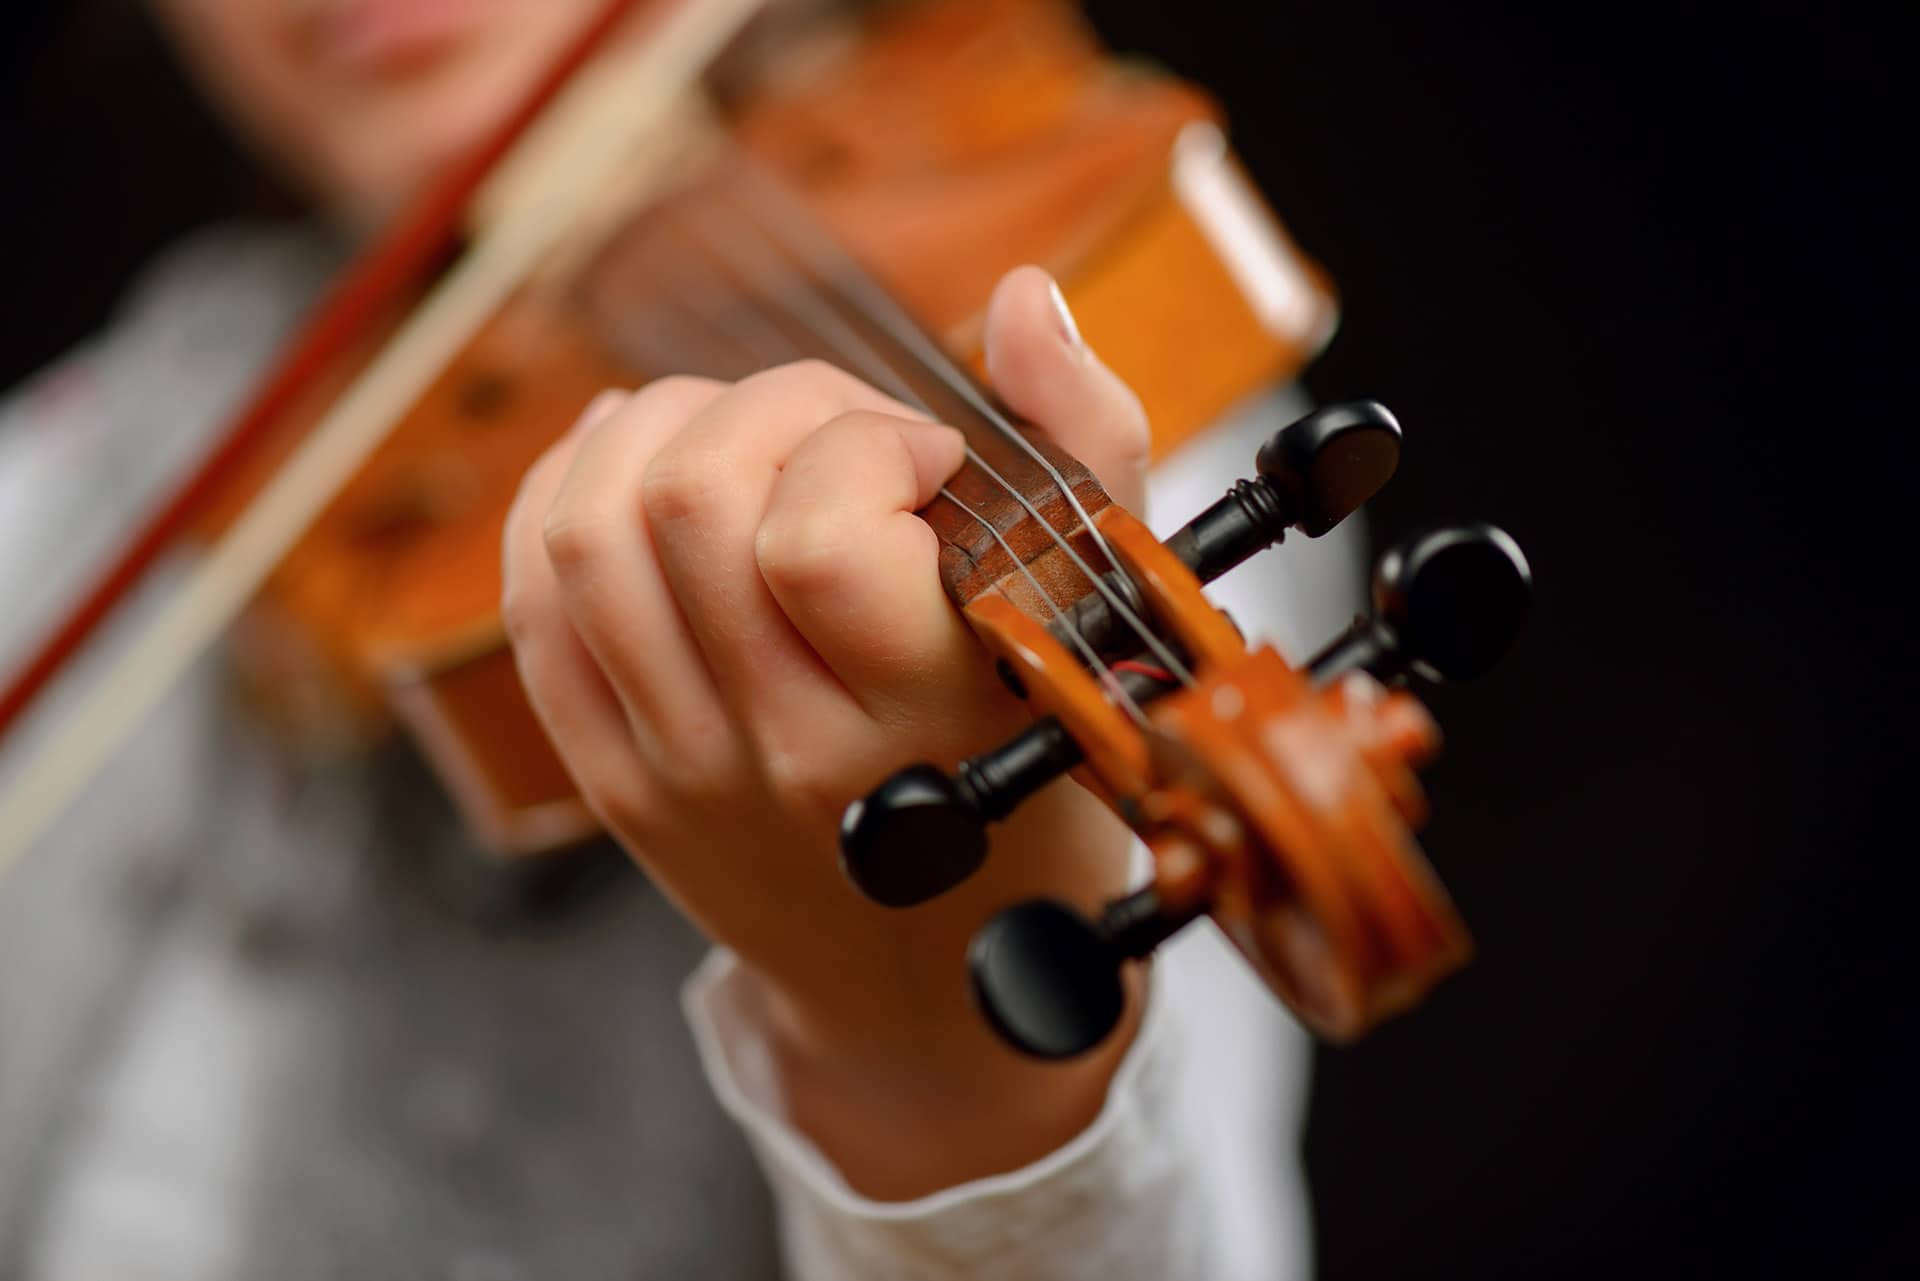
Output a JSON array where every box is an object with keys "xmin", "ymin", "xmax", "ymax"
[{"xmin": 148, "ymin": 0, "xmax": 612, "ymax": 221}]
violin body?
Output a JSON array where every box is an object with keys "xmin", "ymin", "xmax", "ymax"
[{"xmin": 223, "ymin": 0, "xmax": 1337, "ymax": 855}]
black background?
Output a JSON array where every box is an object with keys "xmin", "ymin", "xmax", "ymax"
[
  {"xmin": 1082, "ymin": 4, "xmax": 1910, "ymax": 1275},
  {"xmin": 3, "ymin": 3, "xmax": 1911, "ymax": 1276}
]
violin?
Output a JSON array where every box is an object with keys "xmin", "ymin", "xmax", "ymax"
[{"xmin": 0, "ymin": 0, "xmax": 1530, "ymax": 1053}]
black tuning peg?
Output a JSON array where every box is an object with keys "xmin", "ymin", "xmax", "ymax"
[
  {"xmin": 1055, "ymin": 401, "xmax": 1402, "ymax": 658},
  {"xmin": 1170, "ymin": 399, "xmax": 1403, "ymax": 578},
  {"xmin": 842, "ymin": 662, "xmax": 1179, "ymax": 908},
  {"xmin": 840, "ymin": 766, "xmax": 989, "ymax": 908},
  {"xmin": 1308, "ymin": 523, "xmax": 1533, "ymax": 685},
  {"xmin": 841, "ymin": 720, "xmax": 1083, "ymax": 907},
  {"xmin": 969, "ymin": 887, "xmax": 1197, "ymax": 1059}
]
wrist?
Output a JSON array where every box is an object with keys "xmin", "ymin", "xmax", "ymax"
[
  {"xmin": 752, "ymin": 789, "xmax": 1142, "ymax": 1199},
  {"xmin": 745, "ymin": 955, "xmax": 1147, "ymax": 1202},
  {"xmin": 747, "ymin": 780, "xmax": 1138, "ymax": 1055}
]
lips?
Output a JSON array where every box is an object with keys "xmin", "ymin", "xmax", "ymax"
[{"xmin": 310, "ymin": 0, "xmax": 491, "ymax": 75}]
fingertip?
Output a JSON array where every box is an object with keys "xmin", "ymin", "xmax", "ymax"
[
  {"xmin": 897, "ymin": 420, "xmax": 968, "ymax": 505},
  {"xmin": 984, "ymin": 266, "xmax": 1078, "ymax": 390},
  {"xmin": 852, "ymin": 416, "xmax": 967, "ymax": 510},
  {"xmin": 571, "ymin": 387, "xmax": 632, "ymax": 437},
  {"xmin": 981, "ymin": 268, "xmax": 1150, "ymax": 511}
]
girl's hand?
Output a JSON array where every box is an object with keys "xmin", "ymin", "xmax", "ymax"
[{"xmin": 502, "ymin": 266, "xmax": 1151, "ymax": 1198}]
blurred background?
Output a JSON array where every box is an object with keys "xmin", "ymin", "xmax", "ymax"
[{"xmin": 1, "ymin": 1, "xmax": 1908, "ymax": 1277}]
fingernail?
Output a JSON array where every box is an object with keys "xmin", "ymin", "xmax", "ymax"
[{"xmin": 1047, "ymin": 279, "xmax": 1084, "ymax": 352}]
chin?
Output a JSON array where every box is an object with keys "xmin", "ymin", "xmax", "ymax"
[
  {"xmin": 323, "ymin": 102, "xmax": 491, "ymax": 226},
  {"xmin": 296, "ymin": 10, "xmax": 590, "ymax": 226}
]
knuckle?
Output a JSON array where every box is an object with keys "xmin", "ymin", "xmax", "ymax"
[
  {"xmin": 753, "ymin": 511, "xmax": 848, "ymax": 597},
  {"xmin": 750, "ymin": 358, "xmax": 855, "ymax": 411},
  {"xmin": 757, "ymin": 739, "xmax": 843, "ymax": 825},
  {"xmin": 778, "ymin": 357, "xmax": 847, "ymax": 394},
  {"xmin": 540, "ymin": 507, "xmax": 617, "ymax": 576},
  {"xmin": 639, "ymin": 452, "xmax": 719, "ymax": 527},
  {"xmin": 817, "ymin": 408, "xmax": 896, "ymax": 444}
]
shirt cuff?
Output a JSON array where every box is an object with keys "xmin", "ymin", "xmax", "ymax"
[{"xmin": 681, "ymin": 947, "xmax": 1208, "ymax": 1281}]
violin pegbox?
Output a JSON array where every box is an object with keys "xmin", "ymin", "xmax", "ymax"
[
  {"xmin": 839, "ymin": 403, "xmax": 1534, "ymax": 1057},
  {"xmin": 840, "ymin": 400, "xmax": 1405, "ymax": 902}
]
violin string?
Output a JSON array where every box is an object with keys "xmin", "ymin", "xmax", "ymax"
[
  {"xmin": 727, "ymin": 160, "xmax": 1116, "ymax": 559},
  {"xmin": 626, "ymin": 228, "xmax": 795, "ymax": 374},
  {"xmin": 712, "ymin": 184, "xmax": 1196, "ymax": 694},
  {"xmin": 934, "ymin": 488, "xmax": 1149, "ymax": 721},
  {"xmin": 676, "ymin": 205, "xmax": 929, "ymax": 408},
  {"xmin": 660, "ymin": 206, "xmax": 1150, "ymax": 724},
  {"xmin": 722, "ymin": 161, "xmax": 1197, "ymax": 687},
  {"xmin": 581, "ymin": 166, "xmax": 1183, "ymax": 711}
]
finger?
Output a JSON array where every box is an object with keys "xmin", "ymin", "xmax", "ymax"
[
  {"xmin": 754, "ymin": 412, "xmax": 969, "ymax": 718},
  {"xmin": 983, "ymin": 265, "xmax": 1150, "ymax": 513},
  {"xmin": 640, "ymin": 359, "xmax": 915, "ymax": 722},
  {"xmin": 543, "ymin": 375, "xmax": 733, "ymax": 756},
  {"xmin": 564, "ymin": 387, "xmax": 631, "ymax": 443},
  {"xmin": 502, "ymin": 396, "xmax": 650, "ymax": 826}
]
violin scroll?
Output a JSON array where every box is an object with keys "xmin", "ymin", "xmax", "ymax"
[{"xmin": 954, "ymin": 523, "xmax": 1530, "ymax": 1056}]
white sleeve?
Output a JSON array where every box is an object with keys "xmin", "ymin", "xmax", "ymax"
[{"xmin": 682, "ymin": 950, "xmax": 1217, "ymax": 1281}]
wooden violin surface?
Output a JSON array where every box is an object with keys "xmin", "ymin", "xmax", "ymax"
[{"xmin": 210, "ymin": 0, "xmax": 1337, "ymax": 854}]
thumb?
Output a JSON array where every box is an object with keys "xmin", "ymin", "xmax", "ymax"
[{"xmin": 983, "ymin": 265, "xmax": 1150, "ymax": 513}]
